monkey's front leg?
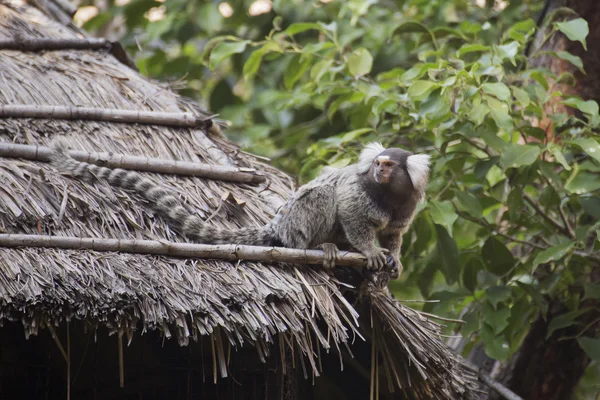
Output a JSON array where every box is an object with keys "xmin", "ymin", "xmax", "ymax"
[
  {"xmin": 343, "ymin": 222, "xmax": 387, "ymax": 271},
  {"xmin": 378, "ymin": 229, "xmax": 403, "ymax": 279}
]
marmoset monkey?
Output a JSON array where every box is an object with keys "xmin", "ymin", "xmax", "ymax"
[{"xmin": 49, "ymin": 141, "xmax": 429, "ymax": 278}]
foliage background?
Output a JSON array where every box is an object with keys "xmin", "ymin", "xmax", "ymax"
[{"xmin": 78, "ymin": 0, "xmax": 600, "ymax": 396}]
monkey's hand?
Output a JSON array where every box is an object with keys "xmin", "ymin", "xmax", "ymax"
[
  {"xmin": 364, "ymin": 247, "xmax": 388, "ymax": 271},
  {"xmin": 385, "ymin": 255, "xmax": 403, "ymax": 279},
  {"xmin": 319, "ymin": 243, "xmax": 339, "ymax": 270}
]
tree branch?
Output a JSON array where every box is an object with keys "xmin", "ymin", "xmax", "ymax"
[
  {"xmin": 0, "ymin": 104, "xmax": 213, "ymax": 129},
  {"xmin": 461, "ymin": 359, "xmax": 524, "ymax": 400},
  {"xmin": 455, "ymin": 210, "xmax": 547, "ymax": 250},
  {"xmin": 0, "ymin": 233, "xmax": 368, "ymax": 269},
  {"xmin": 522, "ymin": 194, "xmax": 574, "ymax": 238},
  {"xmin": 0, "ymin": 142, "xmax": 265, "ymax": 184}
]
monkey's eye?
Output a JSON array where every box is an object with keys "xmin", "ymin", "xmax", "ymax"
[
  {"xmin": 375, "ymin": 160, "xmax": 380, "ymax": 166},
  {"xmin": 383, "ymin": 161, "xmax": 393, "ymax": 167}
]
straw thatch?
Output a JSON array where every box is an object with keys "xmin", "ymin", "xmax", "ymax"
[{"xmin": 0, "ymin": 0, "xmax": 479, "ymax": 398}]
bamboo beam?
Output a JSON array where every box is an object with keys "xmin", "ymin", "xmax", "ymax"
[
  {"xmin": 0, "ymin": 234, "xmax": 369, "ymax": 268},
  {"xmin": 0, "ymin": 143, "xmax": 265, "ymax": 184},
  {"xmin": 0, "ymin": 105, "xmax": 212, "ymax": 129},
  {"xmin": 0, "ymin": 38, "xmax": 111, "ymax": 51},
  {"xmin": 0, "ymin": 38, "xmax": 137, "ymax": 70}
]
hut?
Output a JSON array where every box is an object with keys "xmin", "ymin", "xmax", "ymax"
[{"xmin": 0, "ymin": 1, "xmax": 478, "ymax": 399}]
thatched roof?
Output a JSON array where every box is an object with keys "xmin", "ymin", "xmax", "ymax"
[{"xmin": 0, "ymin": 1, "xmax": 479, "ymax": 398}]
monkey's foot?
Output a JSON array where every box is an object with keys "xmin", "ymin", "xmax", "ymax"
[
  {"xmin": 319, "ymin": 243, "xmax": 339, "ymax": 270},
  {"xmin": 365, "ymin": 248, "xmax": 388, "ymax": 271},
  {"xmin": 384, "ymin": 255, "xmax": 403, "ymax": 279}
]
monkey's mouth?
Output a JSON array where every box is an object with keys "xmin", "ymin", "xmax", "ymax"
[{"xmin": 374, "ymin": 172, "xmax": 391, "ymax": 183}]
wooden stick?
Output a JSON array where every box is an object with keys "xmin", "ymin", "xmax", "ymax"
[
  {"xmin": 0, "ymin": 38, "xmax": 111, "ymax": 51},
  {"xmin": 0, "ymin": 234, "xmax": 368, "ymax": 268},
  {"xmin": 118, "ymin": 331, "xmax": 125, "ymax": 388},
  {"xmin": 46, "ymin": 324, "xmax": 68, "ymax": 363},
  {"xmin": 461, "ymin": 359, "xmax": 524, "ymax": 400},
  {"xmin": 0, "ymin": 105, "xmax": 212, "ymax": 129},
  {"xmin": 67, "ymin": 322, "xmax": 71, "ymax": 400},
  {"xmin": 0, "ymin": 143, "xmax": 265, "ymax": 184}
]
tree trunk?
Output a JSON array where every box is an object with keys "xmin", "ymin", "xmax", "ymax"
[
  {"xmin": 488, "ymin": 300, "xmax": 598, "ymax": 400},
  {"xmin": 488, "ymin": 1, "xmax": 600, "ymax": 399}
]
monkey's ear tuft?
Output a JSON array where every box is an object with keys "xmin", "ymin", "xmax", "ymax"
[
  {"xmin": 407, "ymin": 154, "xmax": 430, "ymax": 192},
  {"xmin": 357, "ymin": 142, "xmax": 386, "ymax": 173}
]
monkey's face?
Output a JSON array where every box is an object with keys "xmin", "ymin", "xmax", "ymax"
[{"xmin": 372, "ymin": 155, "xmax": 403, "ymax": 184}]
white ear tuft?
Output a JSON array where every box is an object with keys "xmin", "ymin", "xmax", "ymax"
[
  {"xmin": 357, "ymin": 142, "xmax": 386, "ymax": 173},
  {"xmin": 407, "ymin": 154, "xmax": 430, "ymax": 193}
]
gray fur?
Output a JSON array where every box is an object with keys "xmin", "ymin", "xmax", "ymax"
[{"xmin": 49, "ymin": 139, "xmax": 429, "ymax": 276}]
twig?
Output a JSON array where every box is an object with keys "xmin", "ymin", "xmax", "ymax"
[
  {"xmin": 461, "ymin": 359, "xmax": 524, "ymax": 400},
  {"xmin": 455, "ymin": 210, "xmax": 547, "ymax": 250},
  {"xmin": 523, "ymin": 194, "xmax": 574, "ymax": 238},
  {"xmin": 419, "ymin": 311, "xmax": 465, "ymax": 325},
  {"xmin": 463, "ymin": 138, "xmax": 495, "ymax": 157},
  {"xmin": 0, "ymin": 142, "xmax": 265, "ymax": 184},
  {"xmin": 539, "ymin": 175, "xmax": 575, "ymax": 238},
  {"xmin": 0, "ymin": 105, "xmax": 213, "ymax": 129},
  {"xmin": 0, "ymin": 234, "xmax": 369, "ymax": 269}
]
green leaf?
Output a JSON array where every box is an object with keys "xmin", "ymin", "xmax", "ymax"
[
  {"xmin": 284, "ymin": 54, "xmax": 312, "ymax": 89},
  {"xmin": 468, "ymin": 103, "xmax": 489, "ymax": 126},
  {"xmin": 428, "ymin": 200, "xmax": 458, "ymax": 235},
  {"xmin": 481, "ymin": 324, "xmax": 510, "ymax": 360},
  {"xmin": 457, "ymin": 43, "xmax": 491, "ymax": 57},
  {"xmin": 482, "ymin": 82, "xmax": 511, "ymax": 101},
  {"xmin": 284, "ymin": 22, "xmax": 323, "ymax": 35},
  {"xmin": 548, "ymin": 145, "xmax": 571, "ymax": 171},
  {"xmin": 565, "ymin": 138, "xmax": 600, "ymax": 163},
  {"xmin": 434, "ymin": 224, "xmax": 460, "ymax": 284},
  {"xmin": 209, "ymin": 41, "xmax": 247, "ymax": 70},
  {"xmin": 512, "ymin": 86, "xmax": 530, "ymax": 107},
  {"xmin": 554, "ymin": 51, "xmax": 585, "ymax": 73},
  {"xmin": 546, "ymin": 308, "xmax": 591, "ymax": 339},
  {"xmin": 483, "ymin": 302, "xmax": 511, "ymax": 334},
  {"xmin": 495, "ymin": 41, "xmax": 520, "ymax": 65},
  {"xmin": 565, "ymin": 171, "xmax": 600, "ymax": 194},
  {"xmin": 454, "ymin": 189, "xmax": 483, "ymax": 218},
  {"xmin": 556, "ymin": 18, "xmax": 589, "ymax": 50},
  {"xmin": 482, "ymin": 237, "xmax": 515, "ymax": 276},
  {"xmin": 408, "ymin": 80, "xmax": 439, "ymax": 102},
  {"xmin": 561, "ymin": 98, "xmax": 599, "ymax": 116},
  {"xmin": 506, "ymin": 189, "xmax": 523, "ymax": 221},
  {"xmin": 347, "ymin": 48, "xmax": 373, "ymax": 78},
  {"xmin": 310, "ymin": 59, "xmax": 334, "ymax": 82},
  {"xmin": 486, "ymin": 286, "xmax": 512, "ymax": 309},
  {"xmin": 581, "ymin": 197, "xmax": 600, "ymax": 219},
  {"xmin": 584, "ymin": 283, "xmax": 600, "ymax": 300},
  {"xmin": 419, "ymin": 90, "xmax": 451, "ymax": 119},
  {"xmin": 462, "ymin": 257, "xmax": 483, "ymax": 292},
  {"xmin": 532, "ymin": 242, "xmax": 574, "ymax": 269},
  {"xmin": 500, "ymin": 144, "xmax": 540, "ymax": 170},
  {"xmin": 578, "ymin": 337, "xmax": 600, "ymax": 361},
  {"xmin": 485, "ymin": 97, "xmax": 514, "ymax": 131}
]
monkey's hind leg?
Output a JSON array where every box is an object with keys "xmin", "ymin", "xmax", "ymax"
[{"xmin": 318, "ymin": 243, "xmax": 339, "ymax": 270}]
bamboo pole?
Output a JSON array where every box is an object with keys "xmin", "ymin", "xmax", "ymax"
[
  {"xmin": 0, "ymin": 38, "xmax": 111, "ymax": 51},
  {"xmin": 118, "ymin": 331, "xmax": 125, "ymax": 388},
  {"xmin": 0, "ymin": 234, "xmax": 368, "ymax": 268},
  {"xmin": 0, "ymin": 105, "xmax": 213, "ymax": 129},
  {"xmin": 0, "ymin": 143, "xmax": 265, "ymax": 184}
]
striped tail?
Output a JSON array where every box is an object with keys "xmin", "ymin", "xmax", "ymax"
[{"xmin": 49, "ymin": 139, "xmax": 274, "ymax": 246}]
